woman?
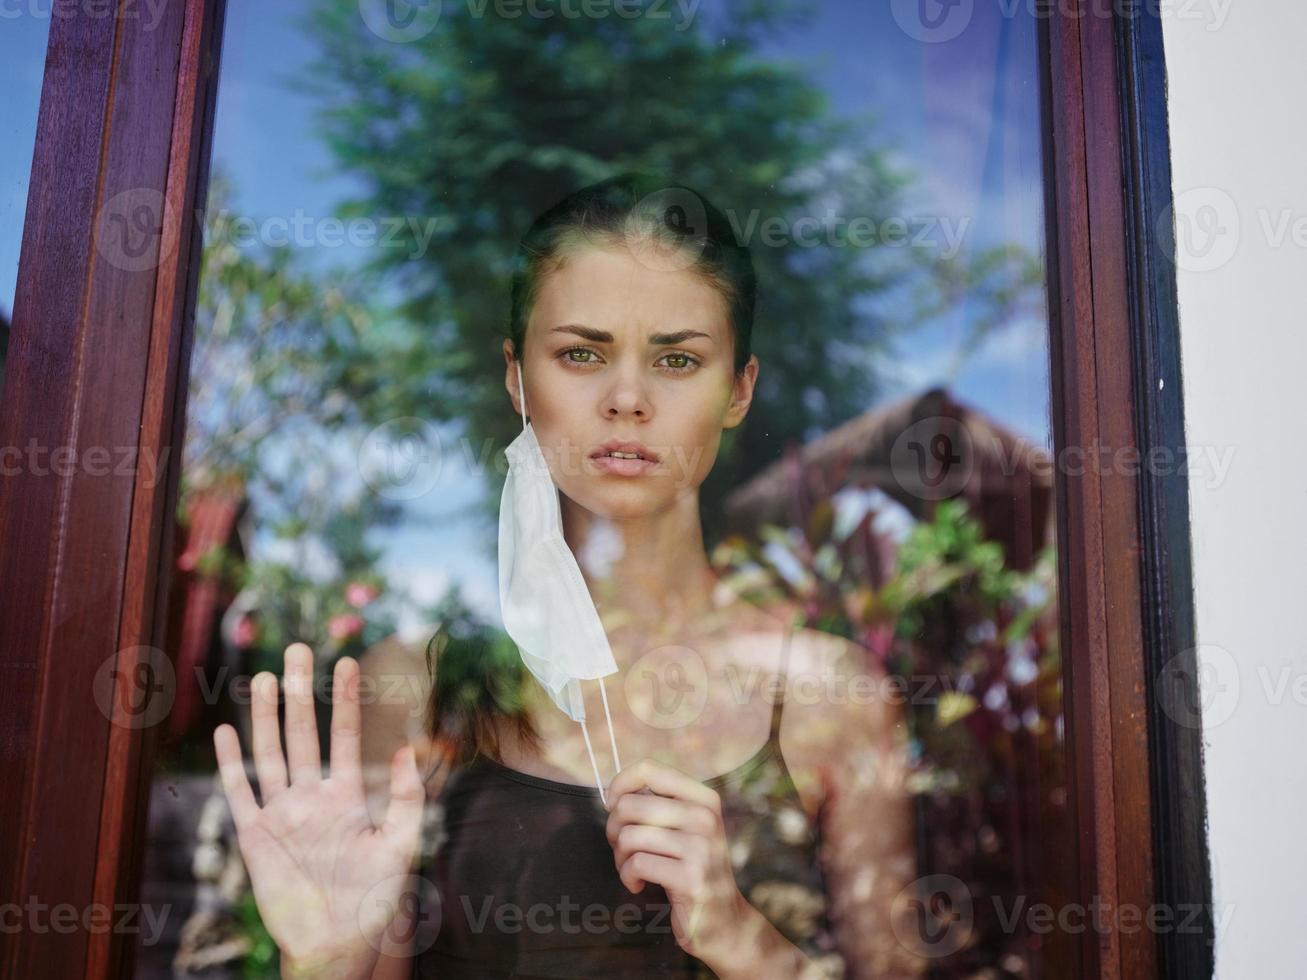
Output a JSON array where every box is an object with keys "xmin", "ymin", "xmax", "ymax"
[{"xmin": 214, "ymin": 174, "xmax": 924, "ymax": 979}]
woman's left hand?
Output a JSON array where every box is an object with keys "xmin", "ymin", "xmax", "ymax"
[{"xmin": 604, "ymin": 757, "xmax": 750, "ymax": 966}]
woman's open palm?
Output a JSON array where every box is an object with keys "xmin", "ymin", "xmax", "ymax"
[{"xmin": 212, "ymin": 643, "xmax": 425, "ymax": 973}]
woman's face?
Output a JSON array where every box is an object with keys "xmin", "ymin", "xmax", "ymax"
[{"xmin": 503, "ymin": 244, "xmax": 758, "ymax": 521}]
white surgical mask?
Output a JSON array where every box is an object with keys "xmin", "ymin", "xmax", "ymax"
[{"xmin": 498, "ymin": 360, "xmax": 622, "ymax": 803}]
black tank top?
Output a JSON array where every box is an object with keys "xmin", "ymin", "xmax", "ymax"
[{"xmin": 411, "ymin": 676, "xmax": 842, "ymax": 978}]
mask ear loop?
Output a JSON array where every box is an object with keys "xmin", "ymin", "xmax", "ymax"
[
  {"xmin": 515, "ymin": 359, "xmax": 528, "ymax": 428},
  {"xmin": 579, "ymin": 681, "xmax": 622, "ymax": 807},
  {"xmin": 598, "ymin": 679, "xmax": 622, "ymax": 775},
  {"xmin": 516, "ymin": 358, "xmax": 623, "ymax": 804}
]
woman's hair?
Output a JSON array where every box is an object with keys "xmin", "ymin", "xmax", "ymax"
[
  {"xmin": 506, "ymin": 171, "xmax": 756, "ymax": 374},
  {"xmin": 424, "ymin": 173, "xmax": 755, "ymax": 772}
]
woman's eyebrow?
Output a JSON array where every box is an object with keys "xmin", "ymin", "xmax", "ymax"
[
  {"xmin": 547, "ymin": 324, "xmax": 715, "ymax": 345},
  {"xmin": 649, "ymin": 328, "xmax": 715, "ymax": 345},
  {"xmin": 549, "ymin": 324, "xmax": 612, "ymax": 342}
]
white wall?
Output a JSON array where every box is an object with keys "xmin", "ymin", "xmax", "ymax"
[{"xmin": 1161, "ymin": 3, "xmax": 1307, "ymax": 976}]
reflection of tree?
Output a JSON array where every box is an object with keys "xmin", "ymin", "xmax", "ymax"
[
  {"xmin": 187, "ymin": 172, "xmax": 431, "ymax": 488},
  {"xmin": 714, "ymin": 492, "xmax": 1066, "ymax": 979},
  {"xmin": 176, "ymin": 6, "xmax": 1055, "ymax": 967},
  {"xmin": 910, "ymin": 243, "xmax": 1048, "ymax": 385},
  {"xmin": 175, "ymin": 173, "xmax": 433, "ymax": 975},
  {"xmin": 294, "ymin": 0, "xmax": 1042, "ymax": 540},
  {"xmin": 713, "ymin": 392, "xmax": 1066, "ymax": 976},
  {"xmin": 183, "ymin": 171, "xmax": 406, "ymax": 673}
]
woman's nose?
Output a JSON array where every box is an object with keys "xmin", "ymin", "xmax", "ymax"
[{"xmin": 601, "ymin": 372, "xmax": 652, "ymax": 419}]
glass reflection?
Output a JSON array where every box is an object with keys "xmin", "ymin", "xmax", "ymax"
[
  {"xmin": 0, "ymin": 13, "xmax": 53, "ymax": 402},
  {"xmin": 139, "ymin": 1, "xmax": 1071, "ymax": 977}
]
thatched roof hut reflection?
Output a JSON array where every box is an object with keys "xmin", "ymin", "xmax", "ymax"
[{"xmin": 724, "ymin": 387, "xmax": 1055, "ymax": 572}]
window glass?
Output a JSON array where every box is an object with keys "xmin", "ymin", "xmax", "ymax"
[
  {"xmin": 140, "ymin": 2, "xmax": 1074, "ymax": 976},
  {"xmin": 0, "ymin": 12, "xmax": 53, "ymax": 401}
]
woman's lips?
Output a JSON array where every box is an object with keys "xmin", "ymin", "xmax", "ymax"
[{"xmin": 589, "ymin": 453, "xmax": 659, "ymax": 477}]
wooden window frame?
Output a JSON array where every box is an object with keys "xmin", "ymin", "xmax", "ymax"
[
  {"xmin": 1039, "ymin": 4, "xmax": 1212, "ymax": 978},
  {"xmin": 0, "ymin": 2, "xmax": 1211, "ymax": 977}
]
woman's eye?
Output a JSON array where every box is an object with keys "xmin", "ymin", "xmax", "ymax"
[
  {"xmin": 558, "ymin": 347, "xmax": 699, "ymax": 372},
  {"xmin": 561, "ymin": 347, "xmax": 598, "ymax": 364},
  {"xmin": 659, "ymin": 351, "xmax": 700, "ymax": 372}
]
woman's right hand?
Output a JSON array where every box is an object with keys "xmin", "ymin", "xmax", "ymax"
[{"xmin": 213, "ymin": 643, "xmax": 426, "ymax": 979}]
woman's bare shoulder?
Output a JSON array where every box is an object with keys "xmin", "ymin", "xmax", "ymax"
[
  {"xmin": 772, "ymin": 626, "xmax": 904, "ymax": 812},
  {"xmin": 783, "ymin": 625, "xmax": 882, "ymax": 676}
]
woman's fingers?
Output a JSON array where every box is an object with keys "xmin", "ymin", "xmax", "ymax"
[
  {"xmin": 283, "ymin": 643, "xmax": 322, "ymax": 784},
  {"xmin": 214, "ymin": 723, "xmax": 261, "ymax": 834},
  {"xmin": 606, "ymin": 791, "xmax": 719, "ymax": 847},
  {"xmin": 329, "ymin": 656, "xmax": 364, "ymax": 794},
  {"xmin": 605, "ymin": 757, "xmax": 721, "ymax": 813},
  {"xmin": 612, "ymin": 823, "xmax": 693, "ymax": 872},
  {"xmin": 381, "ymin": 744, "xmax": 425, "ymax": 852},
  {"xmin": 250, "ymin": 671, "xmax": 288, "ymax": 801},
  {"xmin": 618, "ymin": 851, "xmax": 684, "ymax": 896}
]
